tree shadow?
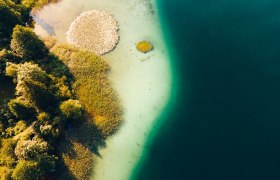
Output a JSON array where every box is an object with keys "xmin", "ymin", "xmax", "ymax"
[
  {"xmin": 50, "ymin": 159, "xmax": 77, "ymax": 180},
  {"xmin": 32, "ymin": 15, "xmax": 56, "ymax": 36},
  {"xmin": 65, "ymin": 121, "xmax": 106, "ymax": 157},
  {"xmin": 55, "ymin": 114, "xmax": 107, "ymax": 179}
]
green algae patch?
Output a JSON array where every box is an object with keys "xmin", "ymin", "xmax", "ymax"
[{"xmin": 136, "ymin": 41, "xmax": 154, "ymax": 53}]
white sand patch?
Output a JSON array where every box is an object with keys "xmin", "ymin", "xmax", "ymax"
[
  {"xmin": 66, "ymin": 10, "xmax": 119, "ymax": 55},
  {"xmin": 33, "ymin": 0, "xmax": 172, "ymax": 179}
]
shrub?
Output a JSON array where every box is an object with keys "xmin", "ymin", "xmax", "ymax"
[{"xmin": 136, "ymin": 41, "xmax": 154, "ymax": 53}]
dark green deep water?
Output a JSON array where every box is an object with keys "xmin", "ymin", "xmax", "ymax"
[{"xmin": 135, "ymin": 0, "xmax": 280, "ymax": 179}]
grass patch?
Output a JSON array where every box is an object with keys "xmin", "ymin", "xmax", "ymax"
[
  {"xmin": 46, "ymin": 38, "xmax": 123, "ymax": 137},
  {"xmin": 44, "ymin": 38, "xmax": 123, "ymax": 179},
  {"xmin": 56, "ymin": 122, "xmax": 105, "ymax": 180}
]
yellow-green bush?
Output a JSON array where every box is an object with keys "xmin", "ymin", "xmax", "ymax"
[
  {"xmin": 136, "ymin": 41, "xmax": 154, "ymax": 53},
  {"xmin": 60, "ymin": 99, "xmax": 83, "ymax": 122},
  {"xmin": 21, "ymin": 0, "xmax": 59, "ymax": 9}
]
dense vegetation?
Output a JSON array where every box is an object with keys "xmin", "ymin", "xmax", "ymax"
[
  {"xmin": 45, "ymin": 38, "xmax": 123, "ymax": 179},
  {"xmin": 46, "ymin": 39, "xmax": 123, "ymax": 136},
  {"xmin": 21, "ymin": 0, "xmax": 59, "ymax": 10},
  {"xmin": 0, "ymin": 0, "xmax": 123, "ymax": 179}
]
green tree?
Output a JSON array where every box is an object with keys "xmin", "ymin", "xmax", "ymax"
[
  {"xmin": 21, "ymin": 0, "xmax": 36, "ymax": 8},
  {"xmin": 8, "ymin": 98, "xmax": 36, "ymax": 120},
  {"xmin": 6, "ymin": 62, "xmax": 50, "ymax": 84},
  {"xmin": 11, "ymin": 160, "xmax": 41, "ymax": 180},
  {"xmin": 0, "ymin": 49, "xmax": 21, "ymax": 77},
  {"xmin": 21, "ymin": 0, "xmax": 59, "ymax": 9},
  {"xmin": 0, "ymin": 166, "xmax": 12, "ymax": 180},
  {"xmin": 0, "ymin": 0, "xmax": 29, "ymax": 49},
  {"xmin": 60, "ymin": 99, "xmax": 83, "ymax": 123},
  {"xmin": 0, "ymin": 1, "xmax": 22, "ymax": 49},
  {"xmin": 0, "ymin": 138, "xmax": 17, "ymax": 168},
  {"xmin": 6, "ymin": 62, "xmax": 58, "ymax": 112},
  {"xmin": 15, "ymin": 136, "xmax": 50, "ymax": 160},
  {"xmin": 25, "ymin": 80, "xmax": 57, "ymax": 112},
  {"xmin": 37, "ymin": 153, "xmax": 57, "ymax": 173},
  {"xmin": 10, "ymin": 25, "xmax": 47, "ymax": 60}
]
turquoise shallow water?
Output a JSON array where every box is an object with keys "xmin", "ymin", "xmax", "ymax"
[{"xmin": 135, "ymin": 0, "xmax": 280, "ymax": 179}]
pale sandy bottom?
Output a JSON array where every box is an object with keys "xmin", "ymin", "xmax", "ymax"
[{"xmin": 33, "ymin": 0, "xmax": 172, "ymax": 179}]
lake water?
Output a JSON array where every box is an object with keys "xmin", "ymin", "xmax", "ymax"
[{"xmin": 134, "ymin": 0, "xmax": 280, "ymax": 179}]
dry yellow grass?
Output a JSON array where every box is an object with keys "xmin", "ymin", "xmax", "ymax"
[
  {"xmin": 46, "ymin": 39, "xmax": 123, "ymax": 137},
  {"xmin": 56, "ymin": 122, "xmax": 105, "ymax": 180},
  {"xmin": 44, "ymin": 38, "xmax": 123, "ymax": 179}
]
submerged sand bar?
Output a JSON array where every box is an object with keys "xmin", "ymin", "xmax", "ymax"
[{"xmin": 66, "ymin": 10, "xmax": 119, "ymax": 55}]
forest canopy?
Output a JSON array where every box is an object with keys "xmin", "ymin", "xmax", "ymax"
[{"xmin": 0, "ymin": 0, "xmax": 123, "ymax": 179}]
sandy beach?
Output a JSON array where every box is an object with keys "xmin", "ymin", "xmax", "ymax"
[{"xmin": 33, "ymin": 0, "xmax": 172, "ymax": 179}]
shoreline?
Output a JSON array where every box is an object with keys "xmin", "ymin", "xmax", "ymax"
[
  {"xmin": 130, "ymin": 0, "xmax": 179, "ymax": 177},
  {"xmin": 33, "ymin": 0, "xmax": 173, "ymax": 179}
]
